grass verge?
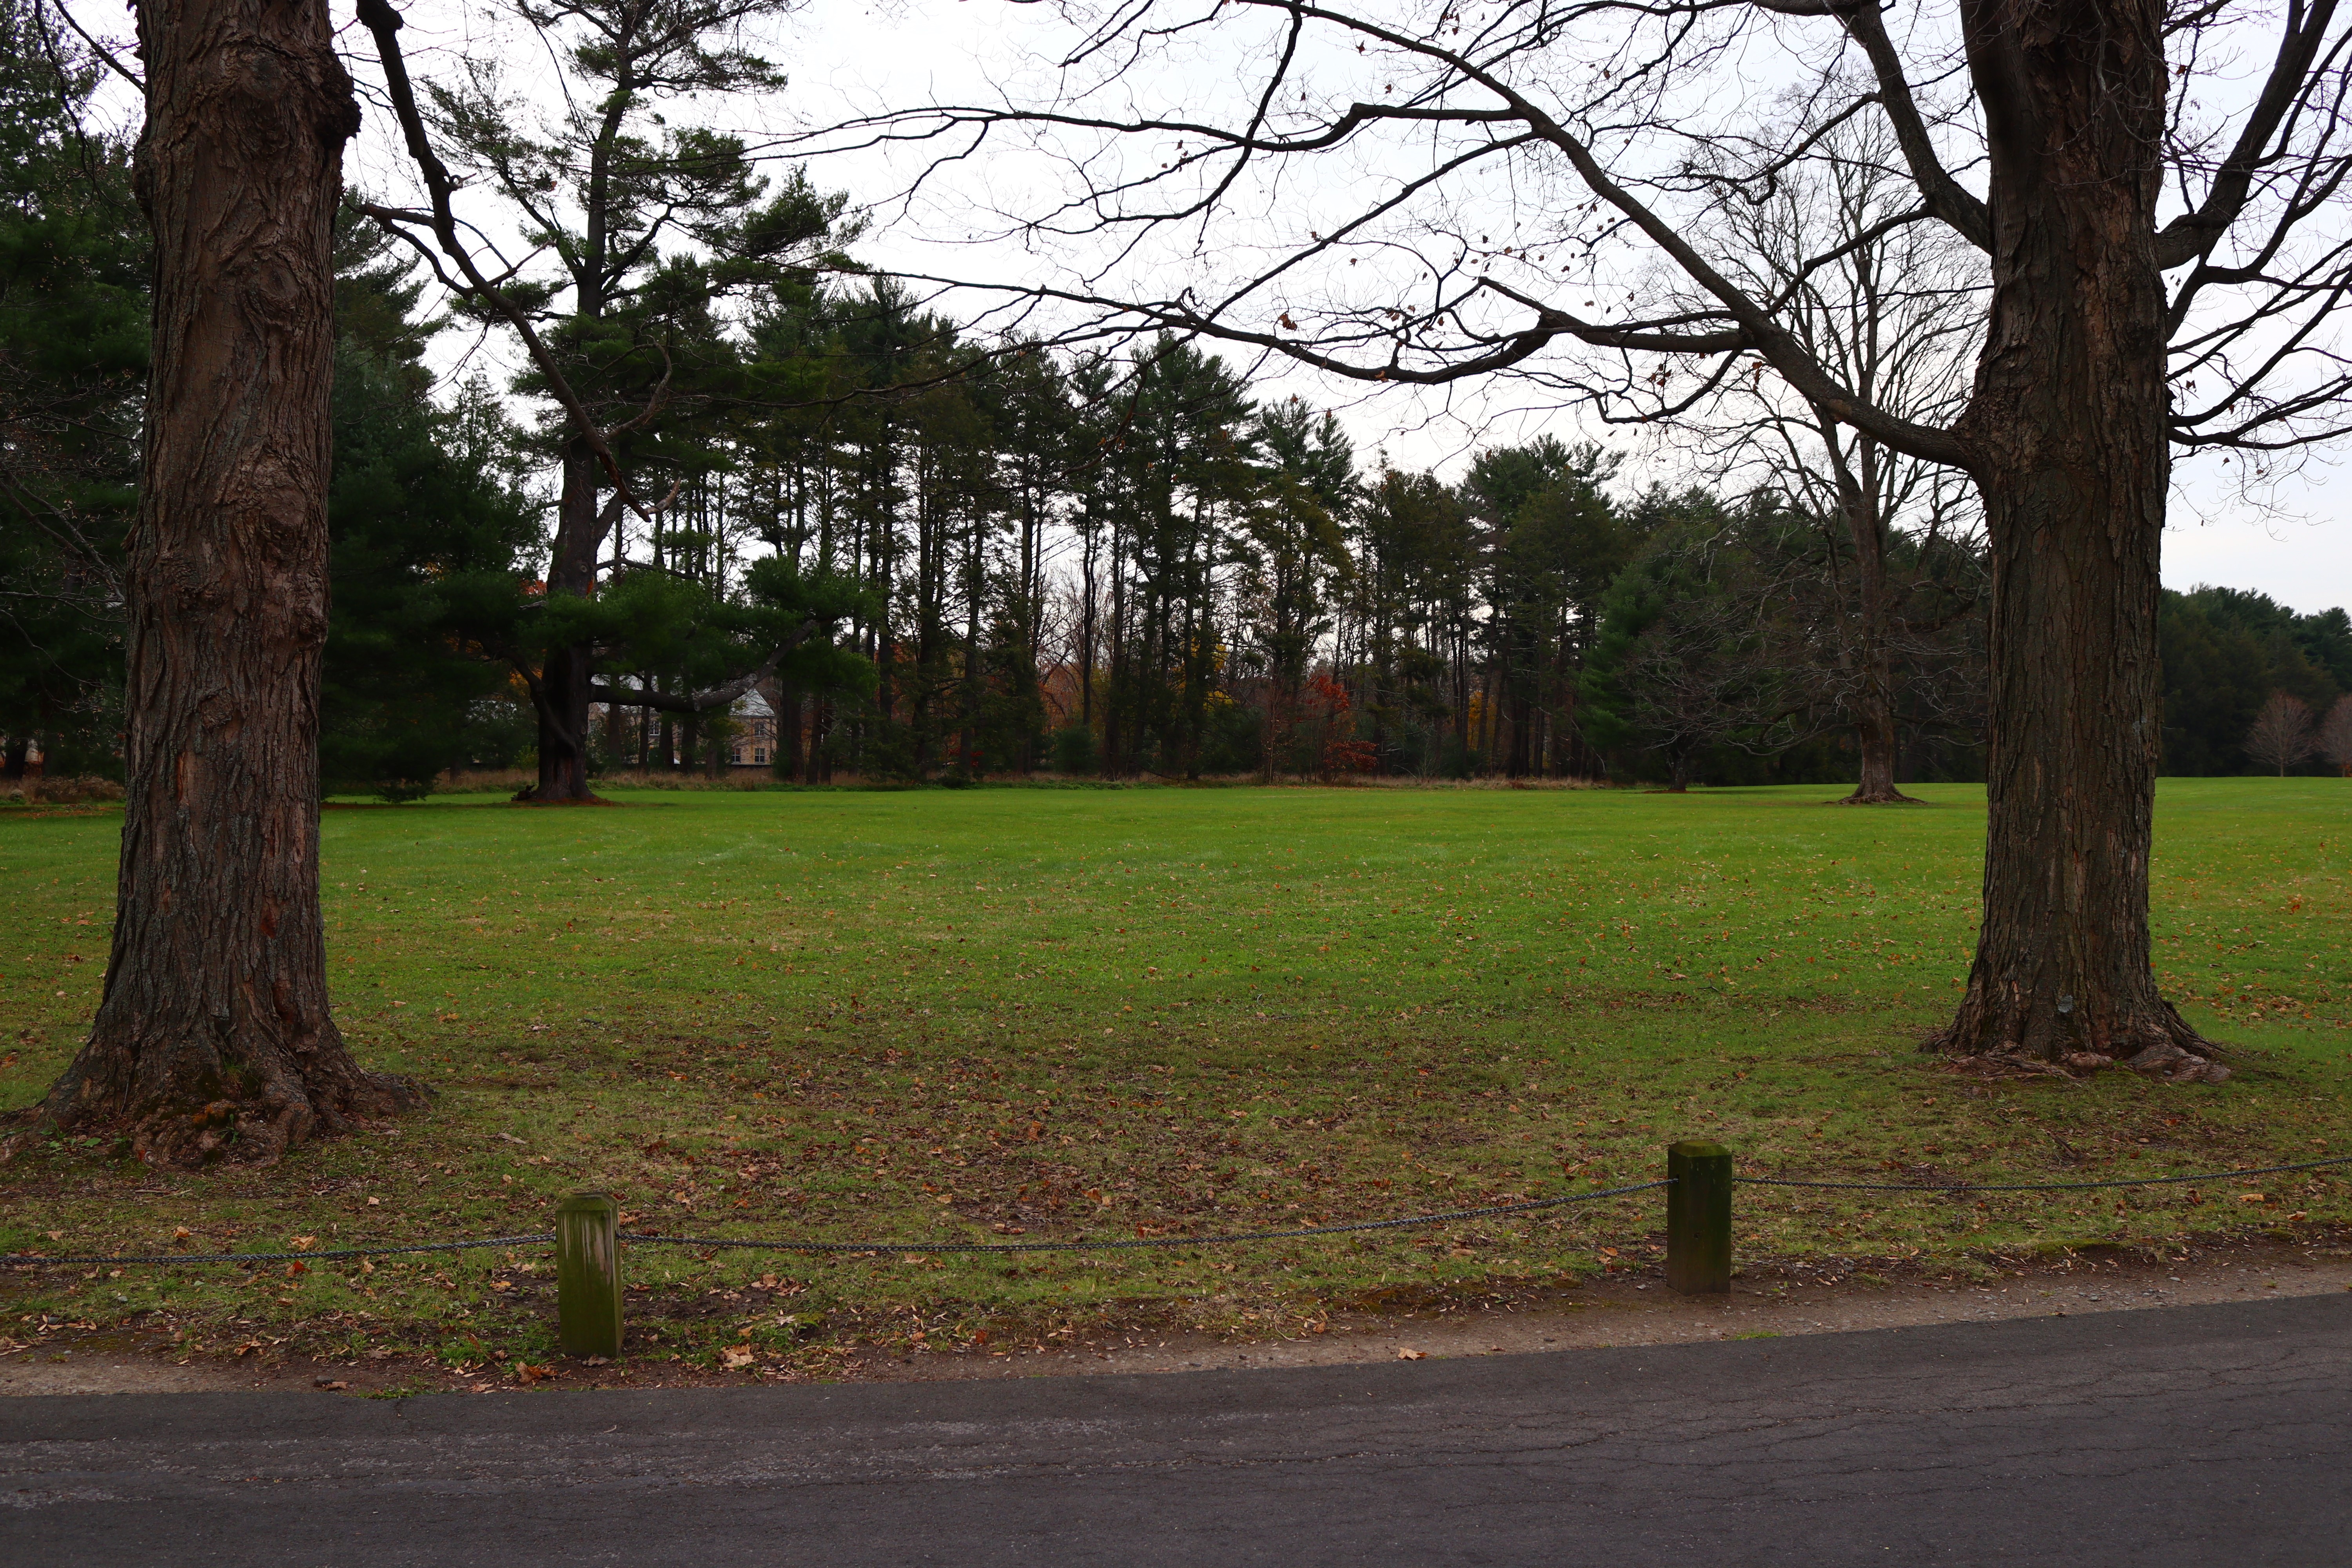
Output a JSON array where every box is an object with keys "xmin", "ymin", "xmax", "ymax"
[{"xmin": 3, "ymin": 778, "xmax": 2347, "ymax": 1381}]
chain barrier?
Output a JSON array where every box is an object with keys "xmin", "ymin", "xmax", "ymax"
[
  {"xmin": 1735, "ymin": 1153, "xmax": 2352, "ymax": 1195},
  {"xmin": 0, "ymin": 1234, "xmax": 552, "ymax": 1269},
  {"xmin": 618, "ymin": 1179, "xmax": 1675, "ymax": 1256},
  {"xmin": 4, "ymin": 1152, "xmax": 2345, "ymax": 1272}
]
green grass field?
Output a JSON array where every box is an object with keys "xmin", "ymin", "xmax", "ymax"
[{"xmin": 3, "ymin": 779, "xmax": 2347, "ymax": 1380}]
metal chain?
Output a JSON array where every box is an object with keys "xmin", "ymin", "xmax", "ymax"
[
  {"xmin": 9, "ymin": 1151, "xmax": 2347, "ymax": 1270},
  {"xmin": 1736, "ymin": 1153, "xmax": 2352, "ymax": 1195},
  {"xmin": 0, "ymin": 1234, "xmax": 553, "ymax": 1269},
  {"xmin": 620, "ymin": 1180, "xmax": 1675, "ymax": 1256}
]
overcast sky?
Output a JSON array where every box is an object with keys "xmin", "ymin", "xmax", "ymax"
[
  {"xmin": 71, "ymin": 0, "xmax": 2352, "ymax": 612},
  {"xmin": 777, "ymin": 1, "xmax": 2350, "ymax": 611}
]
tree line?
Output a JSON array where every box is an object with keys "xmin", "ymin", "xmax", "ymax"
[
  {"xmin": 7, "ymin": 78, "xmax": 2341, "ymax": 804},
  {"xmin": 5, "ymin": 0, "xmax": 2342, "ymax": 816},
  {"xmin": 16, "ymin": 0, "xmax": 2352, "ymax": 1156}
]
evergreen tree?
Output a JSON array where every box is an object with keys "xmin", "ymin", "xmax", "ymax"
[
  {"xmin": 0, "ymin": 0, "xmax": 143, "ymax": 779},
  {"xmin": 321, "ymin": 207, "xmax": 543, "ymax": 800},
  {"xmin": 404, "ymin": 0, "xmax": 856, "ymax": 798}
]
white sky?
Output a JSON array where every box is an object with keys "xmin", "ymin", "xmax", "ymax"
[{"xmin": 64, "ymin": 0, "xmax": 2352, "ymax": 613}]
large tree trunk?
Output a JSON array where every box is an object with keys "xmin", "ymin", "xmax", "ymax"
[
  {"xmin": 43, "ymin": 0, "xmax": 421, "ymax": 1163},
  {"xmin": 525, "ymin": 438, "xmax": 600, "ymax": 800},
  {"xmin": 1845, "ymin": 686, "xmax": 1906, "ymax": 804},
  {"xmin": 1936, "ymin": 0, "xmax": 2212, "ymax": 1070},
  {"xmin": 1663, "ymin": 744, "xmax": 1693, "ymax": 793},
  {"xmin": 1835, "ymin": 460, "xmax": 1917, "ymax": 805},
  {"xmin": 780, "ymin": 684, "xmax": 803, "ymax": 779}
]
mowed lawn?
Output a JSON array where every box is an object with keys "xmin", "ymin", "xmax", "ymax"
[{"xmin": 2, "ymin": 778, "xmax": 2347, "ymax": 1377}]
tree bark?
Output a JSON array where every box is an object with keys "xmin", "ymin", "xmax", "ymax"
[
  {"xmin": 779, "ymin": 684, "xmax": 803, "ymax": 779},
  {"xmin": 1664, "ymin": 743, "xmax": 1693, "ymax": 793},
  {"xmin": 1843, "ymin": 686, "xmax": 1908, "ymax": 804},
  {"xmin": 43, "ymin": 0, "xmax": 422, "ymax": 1164},
  {"xmin": 524, "ymin": 437, "xmax": 599, "ymax": 800},
  {"xmin": 1935, "ymin": 0, "xmax": 2211, "ymax": 1066},
  {"xmin": 1833, "ymin": 452, "xmax": 1918, "ymax": 805}
]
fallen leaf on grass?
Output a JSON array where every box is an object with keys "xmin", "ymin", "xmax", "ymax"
[
  {"xmin": 1396, "ymin": 1347, "xmax": 1427, "ymax": 1361},
  {"xmin": 720, "ymin": 1346, "xmax": 755, "ymax": 1369}
]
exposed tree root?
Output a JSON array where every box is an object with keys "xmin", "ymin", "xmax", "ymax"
[
  {"xmin": 45, "ymin": 1053, "xmax": 429, "ymax": 1169},
  {"xmin": 1929, "ymin": 995, "xmax": 2229, "ymax": 1083}
]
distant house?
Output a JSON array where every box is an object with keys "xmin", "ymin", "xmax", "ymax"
[{"xmin": 727, "ymin": 690, "xmax": 776, "ymax": 768}]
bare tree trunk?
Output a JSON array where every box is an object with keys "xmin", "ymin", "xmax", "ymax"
[
  {"xmin": 1935, "ymin": 0, "xmax": 2211, "ymax": 1067},
  {"xmin": 44, "ymin": 0, "xmax": 421, "ymax": 1163},
  {"xmin": 1834, "ymin": 455, "xmax": 1918, "ymax": 805},
  {"xmin": 526, "ymin": 438, "xmax": 599, "ymax": 800},
  {"xmin": 1845, "ymin": 684, "xmax": 1906, "ymax": 804},
  {"xmin": 1664, "ymin": 744, "xmax": 1693, "ymax": 793},
  {"xmin": 780, "ymin": 685, "xmax": 803, "ymax": 779}
]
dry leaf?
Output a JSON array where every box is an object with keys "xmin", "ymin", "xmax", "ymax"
[{"xmin": 1396, "ymin": 1347, "xmax": 1427, "ymax": 1361}]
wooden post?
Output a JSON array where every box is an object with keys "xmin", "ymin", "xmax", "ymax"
[
  {"xmin": 556, "ymin": 1191, "xmax": 623, "ymax": 1359},
  {"xmin": 1666, "ymin": 1141, "xmax": 1733, "ymax": 1295}
]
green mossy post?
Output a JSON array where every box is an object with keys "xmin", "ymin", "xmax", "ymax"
[
  {"xmin": 556, "ymin": 1190, "xmax": 623, "ymax": 1359},
  {"xmin": 1666, "ymin": 1142, "xmax": 1733, "ymax": 1294}
]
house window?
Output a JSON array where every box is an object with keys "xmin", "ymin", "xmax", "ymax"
[{"xmin": 754, "ymin": 748, "xmax": 767, "ymax": 764}]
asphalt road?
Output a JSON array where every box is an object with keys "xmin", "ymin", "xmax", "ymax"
[{"xmin": 7, "ymin": 1294, "xmax": 2347, "ymax": 1566}]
